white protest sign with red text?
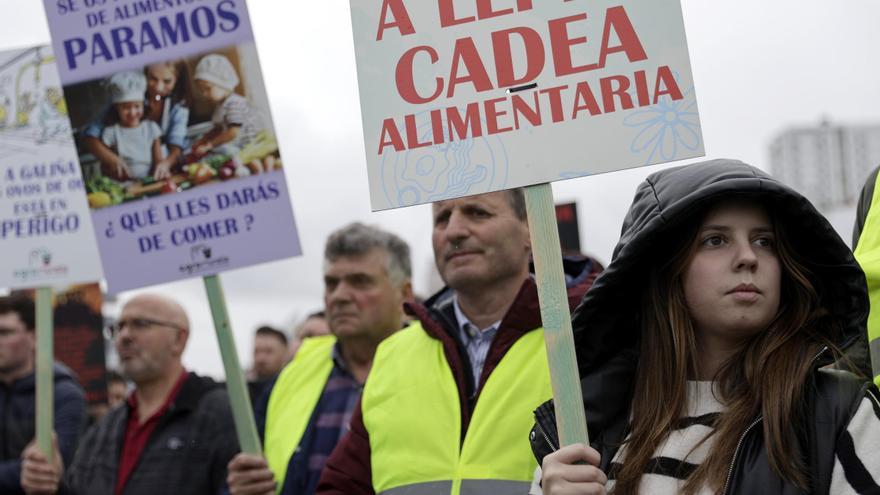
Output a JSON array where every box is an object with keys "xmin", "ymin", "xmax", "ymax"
[{"xmin": 349, "ymin": 0, "xmax": 704, "ymax": 210}]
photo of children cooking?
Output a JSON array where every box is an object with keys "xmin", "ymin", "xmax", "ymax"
[{"xmin": 65, "ymin": 43, "xmax": 282, "ymax": 209}]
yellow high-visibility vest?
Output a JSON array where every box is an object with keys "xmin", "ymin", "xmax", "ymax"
[
  {"xmin": 854, "ymin": 172, "xmax": 880, "ymax": 387},
  {"xmin": 264, "ymin": 335, "xmax": 336, "ymax": 492},
  {"xmin": 363, "ymin": 323, "xmax": 552, "ymax": 495}
]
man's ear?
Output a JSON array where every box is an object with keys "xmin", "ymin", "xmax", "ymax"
[
  {"xmin": 172, "ymin": 327, "xmax": 189, "ymax": 356},
  {"xmin": 400, "ymin": 280, "xmax": 414, "ymax": 303}
]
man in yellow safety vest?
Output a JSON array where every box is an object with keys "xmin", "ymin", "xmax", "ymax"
[
  {"xmin": 851, "ymin": 164, "xmax": 880, "ymax": 385},
  {"xmin": 227, "ymin": 222, "xmax": 412, "ymax": 495},
  {"xmin": 318, "ymin": 190, "xmax": 602, "ymax": 495}
]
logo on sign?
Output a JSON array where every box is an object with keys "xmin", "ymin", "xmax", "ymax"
[
  {"xmin": 179, "ymin": 244, "xmax": 229, "ymax": 275},
  {"xmin": 12, "ymin": 246, "xmax": 69, "ymax": 281},
  {"xmin": 191, "ymin": 244, "xmax": 213, "ymax": 262},
  {"xmin": 30, "ymin": 247, "xmax": 52, "ymax": 267}
]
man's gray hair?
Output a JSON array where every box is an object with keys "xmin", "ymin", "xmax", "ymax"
[
  {"xmin": 324, "ymin": 222, "xmax": 412, "ymax": 284},
  {"xmin": 506, "ymin": 188, "xmax": 527, "ymax": 221}
]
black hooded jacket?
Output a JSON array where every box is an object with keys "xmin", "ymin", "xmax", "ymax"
[{"xmin": 531, "ymin": 159, "xmax": 875, "ymax": 494}]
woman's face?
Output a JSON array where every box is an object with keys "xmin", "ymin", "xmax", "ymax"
[
  {"xmin": 682, "ymin": 201, "xmax": 781, "ymax": 348},
  {"xmin": 146, "ymin": 64, "xmax": 177, "ymax": 100}
]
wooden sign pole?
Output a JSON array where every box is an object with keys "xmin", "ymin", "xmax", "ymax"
[
  {"xmin": 524, "ymin": 183, "xmax": 590, "ymax": 446},
  {"xmin": 35, "ymin": 287, "xmax": 54, "ymax": 459},
  {"xmin": 204, "ymin": 274, "xmax": 262, "ymax": 455}
]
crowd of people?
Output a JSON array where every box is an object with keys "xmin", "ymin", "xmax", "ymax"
[{"xmin": 3, "ymin": 159, "xmax": 880, "ymax": 494}]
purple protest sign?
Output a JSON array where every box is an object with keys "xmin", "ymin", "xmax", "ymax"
[
  {"xmin": 93, "ymin": 170, "xmax": 299, "ymax": 293},
  {"xmin": 43, "ymin": 0, "xmax": 301, "ymax": 293},
  {"xmin": 45, "ymin": 0, "xmax": 254, "ymax": 85}
]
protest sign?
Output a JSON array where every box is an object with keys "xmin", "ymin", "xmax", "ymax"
[
  {"xmin": 348, "ymin": 0, "xmax": 704, "ymax": 447},
  {"xmin": 0, "ymin": 46, "xmax": 102, "ymax": 289},
  {"xmin": 44, "ymin": 0, "xmax": 302, "ymax": 454},
  {"xmin": 349, "ymin": 0, "xmax": 703, "ymax": 210},
  {"xmin": 44, "ymin": 0, "xmax": 301, "ymax": 294},
  {"xmin": 0, "ymin": 45, "xmax": 104, "ymax": 458},
  {"xmin": 15, "ymin": 283, "xmax": 107, "ymax": 406},
  {"xmin": 52, "ymin": 284, "xmax": 106, "ymax": 406}
]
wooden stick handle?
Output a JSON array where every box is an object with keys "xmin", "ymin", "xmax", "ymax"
[
  {"xmin": 524, "ymin": 183, "xmax": 590, "ymax": 446},
  {"xmin": 36, "ymin": 287, "xmax": 54, "ymax": 459},
  {"xmin": 204, "ymin": 274, "xmax": 262, "ymax": 454}
]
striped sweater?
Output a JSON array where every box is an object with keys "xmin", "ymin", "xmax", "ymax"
[{"xmin": 531, "ymin": 381, "xmax": 880, "ymax": 494}]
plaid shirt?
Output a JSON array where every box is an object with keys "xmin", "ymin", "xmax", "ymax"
[{"xmin": 257, "ymin": 343, "xmax": 362, "ymax": 495}]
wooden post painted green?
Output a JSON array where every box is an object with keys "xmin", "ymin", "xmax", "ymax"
[
  {"xmin": 524, "ymin": 183, "xmax": 590, "ymax": 446},
  {"xmin": 204, "ymin": 274, "xmax": 262, "ymax": 455},
  {"xmin": 35, "ymin": 287, "xmax": 54, "ymax": 459}
]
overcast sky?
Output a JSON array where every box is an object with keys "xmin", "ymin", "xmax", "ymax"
[{"xmin": 1, "ymin": 0, "xmax": 877, "ymax": 378}]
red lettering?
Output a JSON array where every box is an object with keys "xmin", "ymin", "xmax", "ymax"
[
  {"xmin": 493, "ymin": 27, "xmax": 544, "ymax": 88},
  {"xmin": 395, "ymin": 46, "xmax": 443, "ymax": 104},
  {"xmin": 439, "ymin": 0, "xmax": 475, "ymax": 27},
  {"xmin": 549, "ymin": 14, "xmax": 599, "ymax": 77},
  {"xmin": 600, "ymin": 75, "xmax": 634, "ymax": 113},
  {"xmin": 485, "ymin": 97, "xmax": 513, "ymax": 134},
  {"xmin": 405, "ymin": 114, "xmax": 432, "ymax": 149},
  {"xmin": 571, "ymin": 81, "xmax": 601, "ymax": 118},
  {"xmin": 430, "ymin": 109, "xmax": 446, "ymax": 145},
  {"xmin": 511, "ymin": 92, "xmax": 541, "ymax": 128},
  {"xmin": 598, "ymin": 6, "xmax": 648, "ymax": 68},
  {"xmin": 653, "ymin": 66, "xmax": 683, "ymax": 103},
  {"xmin": 447, "ymin": 103, "xmax": 483, "ymax": 140},
  {"xmin": 378, "ymin": 119, "xmax": 405, "ymax": 154},
  {"xmin": 447, "ymin": 38, "xmax": 494, "ymax": 98},
  {"xmin": 539, "ymin": 85, "xmax": 567, "ymax": 123},
  {"xmin": 634, "ymin": 70, "xmax": 650, "ymax": 106},
  {"xmin": 376, "ymin": 0, "xmax": 415, "ymax": 41},
  {"xmin": 476, "ymin": 0, "xmax": 513, "ymax": 19}
]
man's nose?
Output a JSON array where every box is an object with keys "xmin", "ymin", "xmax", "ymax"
[
  {"xmin": 327, "ymin": 282, "xmax": 353, "ymax": 304},
  {"xmin": 444, "ymin": 211, "xmax": 470, "ymax": 242}
]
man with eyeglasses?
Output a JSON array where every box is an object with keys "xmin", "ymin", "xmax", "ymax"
[
  {"xmin": 0, "ymin": 295, "xmax": 85, "ymax": 495},
  {"xmin": 21, "ymin": 293, "xmax": 239, "ymax": 495}
]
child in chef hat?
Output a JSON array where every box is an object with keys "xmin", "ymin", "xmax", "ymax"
[
  {"xmin": 191, "ymin": 54, "xmax": 263, "ymax": 157},
  {"xmin": 101, "ymin": 70, "xmax": 163, "ymax": 180}
]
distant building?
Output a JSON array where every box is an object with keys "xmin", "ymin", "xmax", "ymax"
[{"xmin": 769, "ymin": 122, "xmax": 880, "ymax": 209}]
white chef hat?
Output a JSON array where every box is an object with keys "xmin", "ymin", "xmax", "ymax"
[
  {"xmin": 107, "ymin": 71, "xmax": 146, "ymax": 104},
  {"xmin": 194, "ymin": 54, "xmax": 240, "ymax": 91}
]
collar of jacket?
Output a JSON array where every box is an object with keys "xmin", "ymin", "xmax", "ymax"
[
  {"xmin": 402, "ymin": 261, "xmax": 596, "ymax": 442},
  {"xmin": 127, "ymin": 372, "xmax": 220, "ymax": 416}
]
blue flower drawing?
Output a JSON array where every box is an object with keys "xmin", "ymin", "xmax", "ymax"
[{"xmin": 623, "ymin": 82, "xmax": 701, "ymax": 165}]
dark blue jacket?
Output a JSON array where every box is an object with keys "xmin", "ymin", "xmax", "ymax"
[{"xmin": 0, "ymin": 363, "xmax": 86, "ymax": 494}]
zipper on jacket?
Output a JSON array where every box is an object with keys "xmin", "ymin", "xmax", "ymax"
[
  {"xmin": 721, "ymin": 345, "xmax": 828, "ymax": 494},
  {"xmin": 534, "ymin": 418, "xmax": 558, "ymax": 452},
  {"xmin": 811, "ymin": 346, "xmax": 829, "ymax": 367},
  {"xmin": 722, "ymin": 416, "xmax": 762, "ymax": 494}
]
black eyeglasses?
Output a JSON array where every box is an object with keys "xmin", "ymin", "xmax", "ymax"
[{"xmin": 104, "ymin": 317, "xmax": 186, "ymax": 340}]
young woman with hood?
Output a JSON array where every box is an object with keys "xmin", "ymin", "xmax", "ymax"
[{"xmin": 530, "ymin": 159, "xmax": 879, "ymax": 494}]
